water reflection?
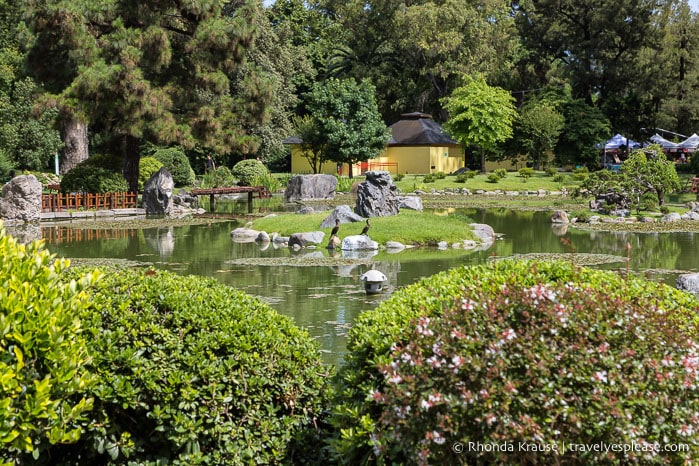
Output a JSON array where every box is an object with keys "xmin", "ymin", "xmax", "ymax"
[{"xmin": 37, "ymin": 207, "xmax": 699, "ymax": 365}]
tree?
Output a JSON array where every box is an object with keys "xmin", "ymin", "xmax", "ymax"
[
  {"xmin": 23, "ymin": 0, "xmax": 268, "ymax": 193},
  {"xmin": 442, "ymin": 75, "xmax": 518, "ymax": 173},
  {"xmin": 517, "ymin": 101, "xmax": 564, "ymax": 170},
  {"xmin": 556, "ymin": 98, "xmax": 611, "ymax": 168},
  {"xmin": 303, "ymin": 78, "xmax": 389, "ymax": 178},
  {"xmin": 291, "ymin": 114, "xmax": 325, "ymax": 173},
  {"xmin": 621, "ymin": 144, "xmax": 681, "ymax": 207}
]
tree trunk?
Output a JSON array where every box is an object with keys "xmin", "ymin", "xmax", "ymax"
[
  {"xmin": 122, "ymin": 134, "xmax": 141, "ymax": 194},
  {"xmin": 60, "ymin": 114, "xmax": 88, "ymax": 174}
]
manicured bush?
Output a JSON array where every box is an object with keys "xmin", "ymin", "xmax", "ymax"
[
  {"xmin": 51, "ymin": 268, "xmax": 329, "ymax": 465},
  {"xmin": 422, "ymin": 173, "xmax": 435, "ymax": 183},
  {"xmin": 328, "ymin": 260, "xmax": 699, "ymax": 464},
  {"xmin": 152, "ymin": 147, "xmax": 195, "ymax": 187},
  {"xmin": 455, "ymin": 173, "xmax": 468, "ymax": 183},
  {"xmin": 552, "ymin": 173, "xmax": 565, "ymax": 183},
  {"xmin": 518, "ymin": 167, "xmax": 535, "ymax": 180},
  {"xmin": 434, "ymin": 171, "xmax": 447, "ymax": 179},
  {"xmin": 200, "ymin": 166, "xmax": 237, "ymax": 188},
  {"xmin": 0, "ymin": 224, "xmax": 98, "ymax": 463},
  {"xmin": 60, "ymin": 154, "xmax": 128, "ymax": 193},
  {"xmin": 394, "ymin": 173, "xmax": 405, "ymax": 181},
  {"xmin": 486, "ymin": 173, "xmax": 499, "ymax": 183},
  {"xmin": 572, "ymin": 166, "xmax": 590, "ymax": 181},
  {"xmin": 138, "ymin": 156, "xmax": 164, "ymax": 191},
  {"xmin": 493, "ymin": 168, "xmax": 507, "ymax": 179},
  {"xmin": 545, "ymin": 166, "xmax": 558, "ymax": 177},
  {"xmin": 232, "ymin": 159, "xmax": 269, "ymax": 186}
]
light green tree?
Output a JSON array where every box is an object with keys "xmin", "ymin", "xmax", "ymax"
[
  {"xmin": 291, "ymin": 114, "xmax": 326, "ymax": 174},
  {"xmin": 304, "ymin": 78, "xmax": 389, "ymax": 178},
  {"xmin": 621, "ymin": 144, "xmax": 681, "ymax": 207},
  {"xmin": 442, "ymin": 75, "xmax": 518, "ymax": 173},
  {"xmin": 518, "ymin": 101, "xmax": 564, "ymax": 170}
]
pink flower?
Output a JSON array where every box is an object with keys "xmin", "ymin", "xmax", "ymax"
[
  {"xmin": 502, "ymin": 328, "xmax": 516, "ymax": 341},
  {"xmin": 678, "ymin": 424, "xmax": 694, "ymax": 436},
  {"xmin": 593, "ymin": 371, "xmax": 608, "ymax": 383}
]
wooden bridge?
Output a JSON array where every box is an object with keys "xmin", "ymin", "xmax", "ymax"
[{"xmin": 190, "ymin": 186, "xmax": 272, "ymax": 211}]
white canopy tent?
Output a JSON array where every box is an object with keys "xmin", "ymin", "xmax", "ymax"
[{"xmin": 679, "ymin": 133, "xmax": 699, "ymax": 151}]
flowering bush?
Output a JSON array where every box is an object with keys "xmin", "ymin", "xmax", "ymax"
[{"xmin": 328, "ymin": 260, "xmax": 699, "ymax": 464}]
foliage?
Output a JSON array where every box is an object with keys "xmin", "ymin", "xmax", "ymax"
[
  {"xmin": 556, "ymin": 99, "xmax": 612, "ymax": 168},
  {"xmin": 335, "ymin": 175, "xmax": 354, "ymax": 193},
  {"xmin": 493, "ymin": 168, "xmax": 507, "ymax": 179},
  {"xmin": 394, "ymin": 173, "xmax": 405, "ymax": 181},
  {"xmin": 422, "ymin": 173, "xmax": 435, "ymax": 183},
  {"xmin": 200, "ymin": 166, "xmax": 237, "ymax": 189},
  {"xmin": 620, "ymin": 144, "xmax": 682, "ymax": 207},
  {"xmin": 433, "ymin": 171, "xmax": 447, "ymax": 180},
  {"xmin": 251, "ymin": 171, "xmax": 282, "ymax": 193},
  {"xmin": 518, "ymin": 167, "xmax": 535, "ymax": 180},
  {"xmin": 552, "ymin": 173, "xmax": 565, "ymax": 183},
  {"xmin": 545, "ymin": 167, "xmax": 558, "ymax": 177},
  {"xmin": 151, "ymin": 148, "xmax": 195, "ymax": 187},
  {"xmin": 60, "ymin": 155, "xmax": 128, "ymax": 193},
  {"xmin": 572, "ymin": 166, "xmax": 590, "ymax": 181},
  {"xmin": 51, "ymin": 267, "xmax": 329, "ymax": 465},
  {"xmin": 487, "ymin": 173, "xmax": 500, "ymax": 183},
  {"xmin": 232, "ymin": 159, "xmax": 270, "ymax": 186},
  {"xmin": 442, "ymin": 75, "xmax": 517, "ymax": 172},
  {"xmin": 327, "ymin": 259, "xmax": 699, "ymax": 464},
  {"xmin": 138, "ymin": 157, "xmax": 163, "ymax": 191},
  {"xmin": 455, "ymin": 173, "xmax": 468, "ymax": 183},
  {"xmin": 303, "ymin": 78, "xmax": 389, "ymax": 178},
  {"xmin": 291, "ymin": 114, "xmax": 326, "ymax": 174},
  {"xmin": 0, "ymin": 224, "xmax": 98, "ymax": 463},
  {"xmin": 517, "ymin": 101, "xmax": 564, "ymax": 169},
  {"xmin": 22, "ymin": 0, "xmax": 268, "ymax": 194}
]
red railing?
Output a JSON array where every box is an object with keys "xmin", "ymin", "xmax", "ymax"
[
  {"xmin": 41, "ymin": 227, "xmax": 138, "ymax": 243},
  {"xmin": 41, "ymin": 192, "xmax": 137, "ymax": 213}
]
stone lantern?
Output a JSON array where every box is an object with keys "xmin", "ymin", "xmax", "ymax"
[{"xmin": 360, "ymin": 269, "xmax": 387, "ymax": 295}]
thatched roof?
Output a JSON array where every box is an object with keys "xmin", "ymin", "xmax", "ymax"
[{"xmin": 388, "ymin": 112, "xmax": 458, "ymax": 146}]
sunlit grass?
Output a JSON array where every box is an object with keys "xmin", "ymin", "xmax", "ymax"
[
  {"xmin": 394, "ymin": 172, "xmax": 580, "ymax": 193},
  {"xmin": 251, "ymin": 209, "xmax": 479, "ymax": 246}
]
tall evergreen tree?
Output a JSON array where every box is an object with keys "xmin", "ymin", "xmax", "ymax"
[{"xmin": 22, "ymin": 0, "xmax": 269, "ymax": 193}]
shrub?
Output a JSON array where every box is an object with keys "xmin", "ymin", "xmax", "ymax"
[
  {"xmin": 572, "ymin": 166, "xmax": 590, "ymax": 181},
  {"xmin": 152, "ymin": 147, "xmax": 195, "ymax": 187},
  {"xmin": 486, "ymin": 173, "xmax": 500, "ymax": 183},
  {"xmin": 60, "ymin": 154, "xmax": 128, "ymax": 193},
  {"xmin": 394, "ymin": 173, "xmax": 405, "ymax": 181},
  {"xmin": 328, "ymin": 260, "xmax": 699, "ymax": 464},
  {"xmin": 518, "ymin": 167, "xmax": 535, "ymax": 180},
  {"xmin": 571, "ymin": 209, "xmax": 591, "ymax": 222},
  {"xmin": 138, "ymin": 157, "xmax": 164, "ymax": 190},
  {"xmin": 455, "ymin": 174, "xmax": 468, "ymax": 183},
  {"xmin": 200, "ymin": 166, "xmax": 237, "ymax": 189},
  {"xmin": 335, "ymin": 175, "xmax": 354, "ymax": 193},
  {"xmin": 422, "ymin": 173, "xmax": 435, "ymax": 183},
  {"xmin": 0, "ymin": 224, "xmax": 98, "ymax": 463},
  {"xmin": 434, "ymin": 171, "xmax": 447, "ymax": 180},
  {"xmin": 660, "ymin": 205, "xmax": 670, "ymax": 215},
  {"xmin": 252, "ymin": 171, "xmax": 282, "ymax": 193},
  {"xmin": 51, "ymin": 268, "xmax": 329, "ymax": 465},
  {"xmin": 552, "ymin": 173, "xmax": 565, "ymax": 183},
  {"xmin": 545, "ymin": 167, "xmax": 558, "ymax": 177},
  {"xmin": 232, "ymin": 159, "xmax": 269, "ymax": 186},
  {"xmin": 493, "ymin": 168, "xmax": 507, "ymax": 179}
]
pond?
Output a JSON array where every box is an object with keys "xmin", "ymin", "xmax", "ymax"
[{"xmin": 40, "ymin": 203, "xmax": 698, "ymax": 366}]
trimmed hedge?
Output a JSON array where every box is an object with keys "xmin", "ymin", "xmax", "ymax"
[
  {"xmin": 328, "ymin": 260, "xmax": 699, "ymax": 464},
  {"xmin": 152, "ymin": 148, "xmax": 195, "ymax": 187},
  {"xmin": 138, "ymin": 156, "xmax": 164, "ymax": 191},
  {"xmin": 51, "ymin": 268, "xmax": 329, "ymax": 465},
  {"xmin": 60, "ymin": 154, "xmax": 128, "ymax": 193},
  {"xmin": 0, "ymin": 225, "xmax": 98, "ymax": 463},
  {"xmin": 232, "ymin": 159, "xmax": 269, "ymax": 186}
]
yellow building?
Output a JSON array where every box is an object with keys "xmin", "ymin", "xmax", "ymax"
[{"xmin": 286, "ymin": 112, "xmax": 465, "ymax": 175}]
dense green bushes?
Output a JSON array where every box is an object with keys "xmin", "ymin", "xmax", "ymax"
[
  {"xmin": 138, "ymin": 156, "xmax": 164, "ymax": 190},
  {"xmin": 47, "ymin": 268, "xmax": 329, "ymax": 465},
  {"xmin": 60, "ymin": 154, "xmax": 128, "ymax": 193},
  {"xmin": 232, "ymin": 159, "xmax": 269, "ymax": 186},
  {"xmin": 0, "ymin": 225, "xmax": 98, "ymax": 463},
  {"xmin": 152, "ymin": 147, "xmax": 195, "ymax": 187},
  {"xmin": 328, "ymin": 260, "xmax": 699, "ymax": 464}
]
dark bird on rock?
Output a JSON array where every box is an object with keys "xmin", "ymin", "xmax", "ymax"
[
  {"xmin": 361, "ymin": 218, "xmax": 371, "ymax": 236},
  {"xmin": 331, "ymin": 219, "xmax": 340, "ymax": 238}
]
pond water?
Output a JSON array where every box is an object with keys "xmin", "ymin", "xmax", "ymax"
[{"xmin": 40, "ymin": 202, "xmax": 698, "ymax": 366}]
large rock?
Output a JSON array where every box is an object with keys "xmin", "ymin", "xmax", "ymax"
[
  {"xmin": 320, "ymin": 205, "xmax": 365, "ymax": 228},
  {"xmin": 677, "ymin": 273, "xmax": 699, "ymax": 295},
  {"xmin": 285, "ymin": 174, "xmax": 337, "ymax": 202},
  {"xmin": 0, "ymin": 175, "xmax": 42, "ymax": 222},
  {"xmin": 551, "ymin": 210, "xmax": 569, "ymax": 223},
  {"xmin": 470, "ymin": 223, "xmax": 496, "ymax": 244},
  {"xmin": 288, "ymin": 231, "xmax": 325, "ymax": 248},
  {"xmin": 143, "ymin": 168, "xmax": 174, "ymax": 215},
  {"xmin": 341, "ymin": 234, "xmax": 379, "ymax": 251},
  {"xmin": 398, "ymin": 196, "xmax": 423, "ymax": 212},
  {"xmin": 355, "ymin": 171, "xmax": 400, "ymax": 218}
]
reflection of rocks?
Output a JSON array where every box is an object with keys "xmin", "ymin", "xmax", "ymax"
[
  {"xmin": 144, "ymin": 226, "xmax": 175, "ymax": 257},
  {"xmin": 551, "ymin": 223, "xmax": 569, "ymax": 236},
  {"xmin": 341, "ymin": 249, "xmax": 379, "ymax": 260},
  {"xmin": 4, "ymin": 223, "xmax": 42, "ymax": 243},
  {"xmin": 1, "ymin": 175, "xmax": 42, "ymax": 223}
]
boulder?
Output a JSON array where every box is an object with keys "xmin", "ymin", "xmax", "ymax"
[
  {"xmin": 341, "ymin": 234, "xmax": 379, "ymax": 251},
  {"xmin": 681, "ymin": 211, "xmax": 699, "ymax": 221},
  {"xmin": 320, "ymin": 205, "xmax": 365, "ymax": 229},
  {"xmin": 550, "ymin": 210, "xmax": 569, "ymax": 224},
  {"xmin": 288, "ymin": 231, "xmax": 325, "ymax": 248},
  {"xmin": 355, "ymin": 171, "xmax": 400, "ymax": 218},
  {"xmin": 231, "ymin": 228, "xmax": 260, "ymax": 242},
  {"xmin": 326, "ymin": 235, "xmax": 341, "ymax": 249},
  {"xmin": 661, "ymin": 212, "xmax": 682, "ymax": 222},
  {"xmin": 469, "ymin": 223, "xmax": 495, "ymax": 244},
  {"xmin": 296, "ymin": 206, "xmax": 315, "ymax": 215},
  {"xmin": 143, "ymin": 168, "xmax": 174, "ymax": 215},
  {"xmin": 398, "ymin": 196, "xmax": 423, "ymax": 212},
  {"xmin": 386, "ymin": 241, "xmax": 406, "ymax": 252},
  {"xmin": 285, "ymin": 174, "xmax": 337, "ymax": 202},
  {"xmin": 677, "ymin": 273, "xmax": 699, "ymax": 295},
  {"xmin": 0, "ymin": 175, "xmax": 42, "ymax": 222}
]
